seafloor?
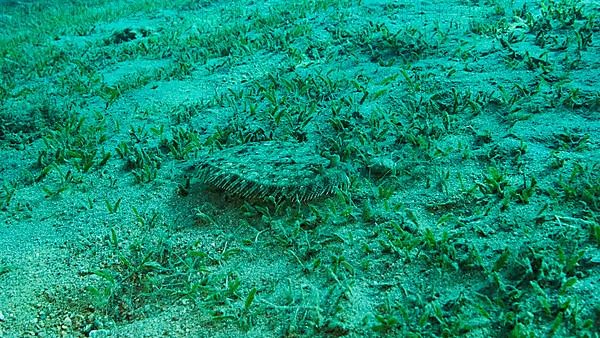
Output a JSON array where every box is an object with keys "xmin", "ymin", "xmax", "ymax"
[{"xmin": 0, "ymin": 0, "xmax": 599, "ymax": 336}]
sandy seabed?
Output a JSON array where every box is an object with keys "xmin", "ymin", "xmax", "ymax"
[{"xmin": 0, "ymin": 0, "xmax": 599, "ymax": 336}]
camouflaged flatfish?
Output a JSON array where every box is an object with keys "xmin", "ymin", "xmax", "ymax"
[{"xmin": 195, "ymin": 141, "xmax": 349, "ymax": 202}]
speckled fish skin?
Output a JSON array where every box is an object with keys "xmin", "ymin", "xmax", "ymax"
[{"xmin": 196, "ymin": 141, "xmax": 349, "ymax": 202}]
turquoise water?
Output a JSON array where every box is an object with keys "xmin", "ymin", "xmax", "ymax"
[{"xmin": 0, "ymin": 0, "xmax": 598, "ymax": 336}]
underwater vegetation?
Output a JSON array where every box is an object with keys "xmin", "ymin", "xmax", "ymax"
[{"xmin": 0, "ymin": 0, "xmax": 598, "ymax": 336}]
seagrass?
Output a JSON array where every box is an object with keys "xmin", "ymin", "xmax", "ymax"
[{"xmin": 196, "ymin": 141, "xmax": 349, "ymax": 202}]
